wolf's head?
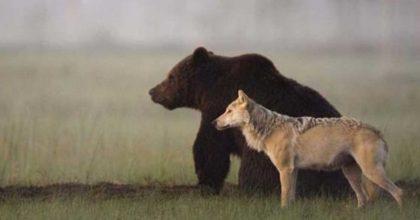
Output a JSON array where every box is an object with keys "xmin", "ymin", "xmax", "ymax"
[{"xmin": 213, "ymin": 90, "xmax": 251, "ymax": 130}]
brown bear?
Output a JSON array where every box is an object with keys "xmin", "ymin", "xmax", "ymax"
[{"xmin": 149, "ymin": 47, "xmax": 350, "ymax": 195}]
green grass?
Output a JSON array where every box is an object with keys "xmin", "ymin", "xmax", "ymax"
[
  {"xmin": 1, "ymin": 195, "xmax": 419, "ymax": 220},
  {"xmin": 0, "ymin": 51, "xmax": 419, "ymax": 219}
]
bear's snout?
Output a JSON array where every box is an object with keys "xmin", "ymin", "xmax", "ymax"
[
  {"xmin": 149, "ymin": 87, "xmax": 163, "ymax": 102},
  {"xmin": 149, "ymin": 87, "xmax": 164, "ymax": 103},
  {"xmin": 148, "ymin": 88, "xmax": 156, "ymax": 96}
]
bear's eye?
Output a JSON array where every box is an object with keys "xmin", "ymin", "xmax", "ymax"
[
  {"xmin": 227, "ymin": 109, "xmax": 232, "ymax": 114},
  {"xmin": 168, "ymin": 75, "xmax": 176, "ymax": 83}
]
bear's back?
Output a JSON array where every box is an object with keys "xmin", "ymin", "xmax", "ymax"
[{"xmin": 208, "ymin": 53, "xmax": 340, "ymax": 119}]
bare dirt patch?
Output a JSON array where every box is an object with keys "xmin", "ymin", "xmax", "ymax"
[
  {"xmin": 0, "ymin": 182, "xmax": 238, "ymax": 200},
  {"xmin": 0, "ymin": 180, "xmax": 418, "ymax": 200}
]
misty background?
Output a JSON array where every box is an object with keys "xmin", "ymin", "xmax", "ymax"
[
  {"xmin": 0, "ymin": 0, "xmax": 420, "ymax": 201},
  {"xmin": 1, "ymin": 0, "xmax": 420, "ymax": 54}
]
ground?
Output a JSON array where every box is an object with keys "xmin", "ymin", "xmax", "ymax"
[
  {"xmin": 0, "ymin": 181, "xmax": 420, "ymax": 219},
  {"xmin": 0, "ymin": 51, "xmax": 419, "ymax": 219}
]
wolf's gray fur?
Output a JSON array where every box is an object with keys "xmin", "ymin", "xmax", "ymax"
[{"xmin": 246, "ymin": 98, "xmax": 381, "ymax": 144}]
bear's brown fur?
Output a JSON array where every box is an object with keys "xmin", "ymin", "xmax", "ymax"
[{"xmin": 149, "ymin": 47, "xmax": 350, "ymax": 195}]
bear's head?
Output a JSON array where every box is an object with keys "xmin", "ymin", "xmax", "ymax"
[{"xmin": 149, "ymin": 47, "xmax": 216, "ymax": 110}]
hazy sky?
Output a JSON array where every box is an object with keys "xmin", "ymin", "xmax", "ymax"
[{"xmin": 1, "ymin": 0, "xmax": 419, "ymax": 52}]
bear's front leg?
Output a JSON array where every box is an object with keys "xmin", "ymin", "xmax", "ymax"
[
  {"xmin": 238, "ymin": 147, "xmax": 279, "ymax": 195},
  {"xmin": 193, "ymin": 121, "xmax": 232, "ymax": 195}
]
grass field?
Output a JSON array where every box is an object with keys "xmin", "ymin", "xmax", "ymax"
[{"xmin": 0, "ymin": 51, "xmax": 419, "ymax": 219}]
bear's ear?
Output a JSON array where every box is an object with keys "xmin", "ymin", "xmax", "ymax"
[
  {"xmin": 192, "ymin": 47, "xmax": 209, "ymax": 64},
  {"xmin": 238, "ymin": 90, "xmax": 249, "ymax": 104}
]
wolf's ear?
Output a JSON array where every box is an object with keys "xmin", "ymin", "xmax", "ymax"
[
  {"xmin": 192, "ymin": 47, "xmax": 209, "ymax": 64},
  {"xmin": 238, "ymin": 90, "xmax": 249, "ymax": 104}
]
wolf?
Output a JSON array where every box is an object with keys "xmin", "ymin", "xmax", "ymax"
[{"xmin": 213, "ymin": 90, "xmax": 403, "ymax": 208}]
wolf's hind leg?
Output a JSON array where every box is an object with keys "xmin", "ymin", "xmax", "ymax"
[
  {"xmin": 360, "ymin": 165, "xmax": 403, "ymax": 207},
  {"xmin": 363, "ymin": 177, "xmax": 380, "ymax": 202},
  {"xmin": 342, "ymin": 164, "xmax": 368, "ymax": 208}
]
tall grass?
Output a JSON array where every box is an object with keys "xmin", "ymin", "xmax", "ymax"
[
  {"xmin": 0, "ymin": 194, "xmax": 419, "ymax": 220},
  {"xmin": 0, "ymin": 51, "xmax": 419, "ymax": 186},
  {"xmin": 0, "ymin": 51, "xmax": 419, "ymax": 219}
]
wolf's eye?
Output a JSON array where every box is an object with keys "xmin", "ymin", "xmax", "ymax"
[{"xmin": 227, "ymin": 109, "xmax": 232, "ymax": 113}]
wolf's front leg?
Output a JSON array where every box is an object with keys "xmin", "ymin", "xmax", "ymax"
[
  {"xmin": 279, "ymin": 167, "xmax": 296, "ymax": 208},
  {"xmin": 289, "ymin": 169, "xmax": 298, "ymax": 202}
]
